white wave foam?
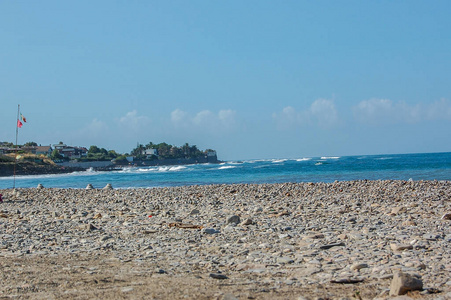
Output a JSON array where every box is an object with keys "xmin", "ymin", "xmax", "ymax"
[
  {"xmin": 272, "ymin": 159, "xmax": 287, "ymax": 163},
  {"xmin": 169, "ymin": 166, "xmax": 187, "ymax": 171},
  {"xmin": 218, "ymin": 166, "xmax": 236, "ymax": 170},
  {"xmin": 320, "ymin": 156, "xmax": 340, "ymax": 160},
  {"xmin": 154, "ymin": 166, "xmax": 187, "ymax": 172},
  {"xmin": 315, "ymin": 162, "xmax": 323, "ymax": 165},
  {"xmin": 296, "ymin": 158, "xmax": 312, "ymax": 161},
  {"xmin": 244, "ymin": 159, "xmax": 272, "ymax": 164},
  {"xmin": 116, "ymin": 165, "xmax": 187, "ymax": 173},
  {"xmin": 227, "ymin": 161, "xmax": 244, "ymax": 165}
]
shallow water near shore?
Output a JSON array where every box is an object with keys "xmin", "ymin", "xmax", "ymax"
[{"xmin": 1, "ymin": 152, "xmax": 450, "ymax": 189}]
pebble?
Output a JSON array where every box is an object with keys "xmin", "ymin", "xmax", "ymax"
[
  {"xmin": 319, "ymin": 242, "xmax": 345, "ymax": 250},
  {"xmin": 350, "ymin": 263, "xmax": 369, "ymax": 271},
  {"xmin": 241, "ymin": 218, "xmax": 253, "ymax": 225},
  {"xmin": 0, "ymin": 180, "xmax": 450, "ymax": 297},
  {"xmin": 227, "ymin": 215, "xmax": 240, "ymax": 225},
  {"xmin": 210, "ymin": 273, "xmax": 228, "ymax": 280},
  {"xmin": 390, "ymin": 244, "xmax": 413, "ymax": 252}
]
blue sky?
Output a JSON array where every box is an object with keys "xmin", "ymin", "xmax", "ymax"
[{"xmin": 1, "ymin": 1, "xmax": 450, "ymax": 160}]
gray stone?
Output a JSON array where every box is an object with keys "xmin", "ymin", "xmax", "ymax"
[
  {"xmin": 390, "ymin": 244, "xmax": 413, "ymax": 252},
  {"xmin": 389, "ymin": 272, "xmax": 423, "ymax": 296},
  {"xmin": 277, "ymin": 257, "xmax": 294, "ymax": 264},
  {"xmin": 121, "ymin": 287, "xmax": 134, "ymax": 293},
  {"xmin": 227, "ymin": 215, "xmax": 241, "ymax": 224},
  {"xmin": 202, "ymin": 228, "xmax": 219, "ymax": 234},
  {"xmin": 241, "ymin": 218, "xmax": 253, "ymax": 225},
  {"xmin": 350, "ymin": 263, "xmax": 369, "ymax": 271},
  {"xmin": 190, "ymin": 209, "xmax": 200, "ymax": 215},
  {"xmin": 210, "ymin": 273, "xmax": 228, "ymax": 279},
  {"xmin": 319, "ymin": 242, "xmax": 345, "ymax": 250}
]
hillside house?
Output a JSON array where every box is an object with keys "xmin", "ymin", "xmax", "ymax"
[
  {"xmin": 144, "ymin": 148, "xmax": 158, "ymax": 159},
  {"xmin": 61, "ymin": 146, "xmax": 88, "ymax": 159},
  {"xmin": 35, "ymin": 146, "xmax": 53, "ymax": 156},
  {"xmin": 53, "ymin": 143, "xmax": 88, "ymax": 158}
]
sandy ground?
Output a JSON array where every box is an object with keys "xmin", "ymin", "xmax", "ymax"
[
  {"xmin": 1, "ymin": 254, "xmax": 385, "ymax": 300},
  {"xmin": 1, "ymin": 181, "xmax": 450, "ymax": 299}
]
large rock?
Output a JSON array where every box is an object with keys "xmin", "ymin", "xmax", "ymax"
[{"xmin": 389, "ymin": 272, "xmax": 423, "ymax": 296}]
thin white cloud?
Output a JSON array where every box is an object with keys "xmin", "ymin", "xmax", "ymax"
[
  {"xmin": 171, "ymin": 109, "xmax": 238, "ymax": 132},
  {"xmin": 171, "ymin": 108, "xmax": 188, "ymax": 124},
  {"xmin": 193, "ymin": 110, "xmax": 216, "ymax": 125},
  {"xmin": 273, "ymin": 98, "xmax": 339, "ymax": 129},
  {"xmin": 310, "ymin": 98, "xmax": 339, "ymax": 127},
  {"xmin": 118, "ymin": 110, "xmax": 151, "ymax": 130},
  {"xmin": 426, "ymin": 98, "xmax": 451, "ymax": 120},
  {"xmin": 354, "ymin": 98, "xmax": 451, "ymax": 124}
]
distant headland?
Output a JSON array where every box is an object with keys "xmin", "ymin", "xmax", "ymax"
[{"xmin": 0, "ymin": 141, "xmax": 220, "ymax": 177}]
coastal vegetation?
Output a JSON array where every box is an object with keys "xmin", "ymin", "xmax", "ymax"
[
  {"xmin": 0, "ymin": 140, "xmax": 218, "ymax": 176},
  {"xmin": 0, "ymin": 152, "xmax": 84, "ymax": 177},
  {"xmin": 131, "ymin": 142, "xmax": 216, "ymax": 160}
]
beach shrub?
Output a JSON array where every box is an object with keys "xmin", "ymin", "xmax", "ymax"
[{"xmin": 0, "ymin": 155, "xmax": 15, "ymax": 163}]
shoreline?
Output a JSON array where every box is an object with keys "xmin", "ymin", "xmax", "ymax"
[
  {"xmin": 0, "ymin": 161, "xmax": 85, "ymax": 177},
  {"xmin": 0, "ymin": 158, "xmax": 223, "ymax": 178},
  {"xmin": 1, "ymin": 180, "xmax": 450, "ymax": 299}
]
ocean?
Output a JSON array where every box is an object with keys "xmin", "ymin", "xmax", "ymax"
[{"xmin": 1, "ymin": 152, "xmax": 450, "ymax": 189}]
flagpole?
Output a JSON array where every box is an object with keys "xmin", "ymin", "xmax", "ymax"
[{"xmin": 13, "ymin": 104, "xmax": 20, "ymax": 189}]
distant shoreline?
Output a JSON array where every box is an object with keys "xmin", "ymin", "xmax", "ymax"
[
  {"xmin": 0, "ymin": 156, "xmax": 222, "ymax": 178},
  {"xmin": 0, "ymin": 162, "xmax": 85, "ymax": 177}
]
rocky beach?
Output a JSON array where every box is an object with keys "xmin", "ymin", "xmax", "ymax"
[{"xmin": 0, "ymin": 180, "xmax": 450, "ymax": 299}]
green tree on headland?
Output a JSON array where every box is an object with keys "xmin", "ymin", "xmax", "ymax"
[
  {"xmin": 131, "ymin": 144, "xmax": 145, "ymax": 159},
  {"xmin": 85, "ymin": 145, "xmax": 117, "ymax": 161},
  {"xmin": 51, "ymin": 149, "xmax": 63, "ymax": 160},
  {"xmin": 131, "ymin": 142, "xmax": 211, "ymax": 160}
]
